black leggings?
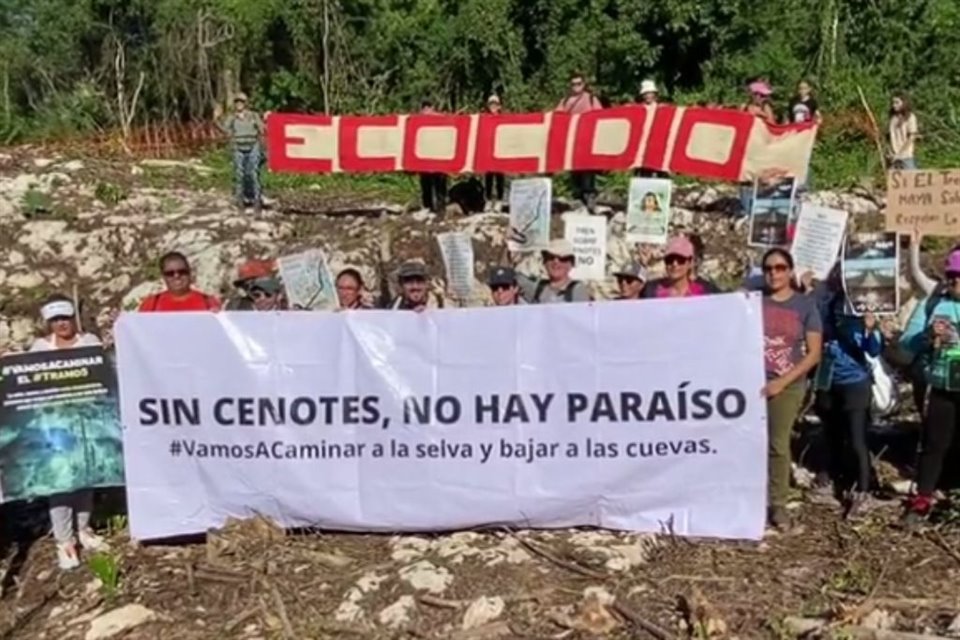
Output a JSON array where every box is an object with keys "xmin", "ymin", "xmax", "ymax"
[
  {"xmin": 916, "ymin": 388, "xmax": 960, "ymax": 496},
  {"xmin": 815, "ymin": 381, "xmax": 872, "ymax": 492},
  {"xmin": 419, "ymin": 173, "xmax": 448, "ymax": 213},
  {"xmin": 484, "ymin": 173, "xmax": 505, "ymax": 201}
]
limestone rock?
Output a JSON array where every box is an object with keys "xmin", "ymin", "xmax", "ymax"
[
  {"xmin": 462, "ymin": 596, "xmax": 505, "ymax": 630},
  {"xmin": 378, "ymin": 595, "xmax": 416, "ymax": 628},
  {"xmin": 84, "ymin": 604, "xmax": 156, "ymax": 640},
  {"xmin": 398, "ymin": 560, "xmax": 453, "ymax": 594}
]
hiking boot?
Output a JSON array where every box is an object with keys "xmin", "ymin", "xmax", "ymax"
[
  {"xmin": 768, "ymin": 506, "xmax": 791, "ymax": 531},
  {"xmin": 809, "ymin": 476, "xmax": 840, "ymax": 506},
  {"xmin": 900, "ymin": 494, "xmax": 932, "ymax": 529},
  {"xmin": 78, "ymin": 528, "xmax": 108, "ymax": 552},
  {"xmin": 234, "ymin": 197, "xmax": 246, "ymax": 211},
  {"xmin": 56, "ymin": 541, "xmax": 80, "ymax": 571},
  {"xmin": 252, "ymin": 200, "xmax": 263, "ymax": 217},
  {"xmin": 844, "ymin": 491, "xmax": 874, "ymax": 520}
]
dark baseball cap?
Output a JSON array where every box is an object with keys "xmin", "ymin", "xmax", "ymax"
[
  {"xmin": 613, "ymin": 263, "xmax": 648, "ymax": 281},
  {"xmin": 397, "ymin": 260, "xmax": 428, "ymax": 280},
  {"xmin": 487, "ymin": 266, "xmax": 517, "ymax": 287}
]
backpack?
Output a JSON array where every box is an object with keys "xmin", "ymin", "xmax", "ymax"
[{"xmin": 533, "ymin": 280, "xmax": 576, "ymax": 303}]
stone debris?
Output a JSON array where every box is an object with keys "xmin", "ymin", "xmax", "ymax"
[
  {"xmin": 378, "ymin": 595, "xmax": 417, "ymax": 628},
  {"xmin": 398, "ymin": 560, "xmax": 454, "ymax": 594},
  {"xmin": 84, "ymin": 604, "xmax": 156, "ymax": 640},
  {"xmin": 461, "ymin": 596, "xmax": 505, "ymax": 630}
]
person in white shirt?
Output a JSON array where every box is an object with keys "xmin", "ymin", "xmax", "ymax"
[
  {"xmin": 29, "ymin": 295, "xmax": 108, "ymax": 570},
  {"xmin": 889, "ymin": 93, "xmax": 919, "ymax": 170}
]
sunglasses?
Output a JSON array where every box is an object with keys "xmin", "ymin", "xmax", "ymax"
[
  {"xmin": 664, "ymin": 255, "xmax": 690, "ymax": 266},
  {"xmin": 490, "ymin": 284, "xmax": 514, "ymax": 292},
  {"xmin": 400, "ymin": 276, "xmax": 426, "ymax": 284},
  {"xmin": 544, "ymin": 254, "xmax": 574, "ymax": 263},
  {"xmin": 250, "ymin": 289, "xmax": 275, "ymax": 299},
  {"xmin": 616, "ymin": 276, "xmax": 640, "ymax": 285},
  {"xmin": 571, "ymin": 80, "xmax": 584, "ymax": 86},
  {"xmin": 763, "ymin": 263, "xmax": 790, "ymax": 274},
  {"xmin": 946, "ymin": 271, "xmax": 960, "ymax": 281},
  {"xmin": 49, "ymin": 315, "xmax": 73, "ymax": 323},
  {"xmin": 163, "ymin": 268, "xmax": 190, "ymax": 278}
]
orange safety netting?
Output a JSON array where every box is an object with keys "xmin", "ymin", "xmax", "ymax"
[{"xmin": 35, "ymin": 121, "xmax": 227, "ymax": 159}]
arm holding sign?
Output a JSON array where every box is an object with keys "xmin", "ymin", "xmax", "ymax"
[{"xmin": 908, "ymin": 230, "xmax": 939, "ymax": 296}]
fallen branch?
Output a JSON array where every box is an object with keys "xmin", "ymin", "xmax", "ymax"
[
  {"xmin": 924, "ymin": 529, "xmax": 960, "ymax": 567},
  {"xmin": 505, "ymin": 531, "xmax": 606, "ymax": 580},
  {"xmin": 785, "ymin": 616, "xmax": 952, "ymax": 640},
  {"xmin": 265, "ymin": 579, "xmax": 295, "ymax": 640},
  {"xmin": 417, "ymin": 593, "xmax": 463, "ymax": 610},
  {"xmin": 612, "ymin": 600, "xmax": 672, "ymax": 640}
]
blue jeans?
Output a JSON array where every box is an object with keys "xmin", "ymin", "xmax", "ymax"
[
  {"xmin": 233, "ymin": 144, "xmax": 263, "ymax": 204},
  {"xmin": 892, "ymin": 158, "xmax": 917, "ymax": 170}
]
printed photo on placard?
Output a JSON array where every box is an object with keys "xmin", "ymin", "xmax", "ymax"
[
  {"xmin": 626, "ymin": 178, "xmax": 672, "ymax": 244},
  {"xmin": 748, "ymin": 177, "xmax": 797, "ymax": 248},
  {"xmin": 507, "ymin": 178, "xmax": 551, "ymax": 252},
  {"xmin": 0, "ymin": 347, "xmax": 124, "ymax": 502},
  {"xmin": 842, "ymin": 232, "xmax": 899, "ymax": 315},
  {"xmin": 277, "ymin": 249, "xmax": 339, "ymax": 310},
  {"xmin": 436, "ymin": 232, "xmax": 475, "ymax": 299}
]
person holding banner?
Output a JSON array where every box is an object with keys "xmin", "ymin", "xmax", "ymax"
[
  {"xmin": 899, "ymin": 248, "xmax": 960, "ymax": 525},
  {"xmin": 640, "ymin": 236, "xmax": 720, "ymax": 299},
  {"xmin": 384, "ymin": 260, "xmax": 443, "ymax": 311},
  {"xmin": 138, "ymin": 252, "xmax": 221, "ymax": 313},
  {"xmin": 335, "ymin": 269, "xmax": 374, "ymax": 310},
  {"xmin": 556, "ymin": 72, "xmax": 602, "ymax": 213},
  {"xmin": 759, "ymin": 248, "xmax": 823, "ymax": 530},
  {"xmin": 483, "ymin": 95, "xmax": 507, "ymax": 212},
  {"xmin": 812, "ymin": 271, "xmax": 883, "ymax": 519},
  {"xmin": 417, "ymin": 100, "xmax": 449, "ymax": 214},
  {"xmin": 226, "ymin": 259, "xmax": 277, "ymax": 311},
  {"xmin": 613, "ymin": 263, "xmax": 647, "ymax": 300},
  {"xmin": 516, "ymin": 240, "xmax": 591, "ymax": 304},
  {"xmin": 487, "ymin": 266, "xmax": 523, "ymax": 306},
  {"xmin": 29, "ymin": 295, "xmax": 108, "ymax": 570}
]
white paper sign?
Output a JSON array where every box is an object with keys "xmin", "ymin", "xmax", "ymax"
[
  {"xmin": 790, "ymin": 204, "xmax": 848, "ymax": 280},
  {"xmin": 436, "ymin": 232, "xmax": 475, "ymax": 299},
  {"xmin": 508, "ymin": 178, "xmax": 551, "ymax": 252},
  {"xmin": 563, "ymin": 214, "xmax": 607, "ymax": 281},
  {"xmin": 277, "ymin": 249, "xmax": 339, "ymax": 310},
  {"xmin": 116, "ymin": 294, "xmax": 768, "ymax": 542},
  {"xmin": 626, "ymin": 178, "xmax": 672, "ymax": 244}
]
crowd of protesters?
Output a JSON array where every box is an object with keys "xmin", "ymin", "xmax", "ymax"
[
  {"xmin": 218, "ymin": 75, "xmax": 920, "ymax": 216},
  {"xmin": 5, "ymin": 75, "xmax": 941, "ymax": 572}
]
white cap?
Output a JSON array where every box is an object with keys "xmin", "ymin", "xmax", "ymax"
[
  {"xmin": 640, "ymin": 80, "xmax": 658, "ymax": 95},
  {"xmin": 41, "ymin": 300, "xmax": 75, "ymax": 322}
]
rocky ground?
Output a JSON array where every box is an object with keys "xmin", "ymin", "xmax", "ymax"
[{"xmin": 1, "ymin": 149, "xmax": 959, "ymax": 639}]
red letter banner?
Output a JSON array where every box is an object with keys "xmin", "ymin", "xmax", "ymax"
[{"xmin": 266, "ymin": 106, "xmax": 817, "ymax": 182}]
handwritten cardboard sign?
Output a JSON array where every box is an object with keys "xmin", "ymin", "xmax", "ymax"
[{"xmin": 886, "ymin": 169, "xmax": 960, "ymax": 236}]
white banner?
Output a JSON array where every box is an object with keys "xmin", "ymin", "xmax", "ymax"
[{"xmin": 116, "ymin": 294, "xmax": 768, "ymax": 542}]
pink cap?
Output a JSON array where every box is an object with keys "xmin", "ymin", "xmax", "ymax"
[
  {"xmin": 664, "ymin": 236, "xmax": 695, "ymax": 259},
  {"xmin": 748, "ymin": 80, "xmax": 773, "ymax": 96},
  {"xmin": 945, "ymin": 249, "xmax": 960, "ymax": 272}
]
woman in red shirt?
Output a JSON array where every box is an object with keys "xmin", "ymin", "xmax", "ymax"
[{"xmin": 138, "ymin": 252, "xmax": 220, "ymax": 312}]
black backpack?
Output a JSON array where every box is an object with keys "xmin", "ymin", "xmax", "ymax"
[{"xmin": 533, "ymin": 280, "xmax": 576, "ymax": 303}]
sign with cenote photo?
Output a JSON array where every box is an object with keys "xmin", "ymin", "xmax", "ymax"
[{"xmin": 0, "ymin": 346, "xmax": 124, "ymax": 502}]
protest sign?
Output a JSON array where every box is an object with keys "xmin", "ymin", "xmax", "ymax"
[
  {"xmin": 0, "ymin": 347, "xmax": 123, "ymax": 502},
  {"xmin": 748, "ymin": 177, "xmax": 796, "ymax": 248},
  {"xmin": 266, "ymin": 106, "xmax": 817, "ymax": 183},
  {"xmin": 277, "ymin": 249, "xmax": 338, "ymax": 310},
  {"xmin": 626, "ymin": 178, "xmax": 671, "ymax": 244},
  {"xmin": 116, "ymin": 294, "xmax": 768, "ymax": 542},
  {"xmin": 508, "ymin": 178, "xmax": 551, "ymax": 252},
  {"xmin": 842, "ymin": 232, "xmax": 899, "ymax": 315},
  {"xmin": 436, "ymin": 232, "xmax": 475, "ymax": 299},
  {"xmin": 886, "ymin": 169, "xmax": 960, "ymax": 236},
  {"xmin": 563, "ymin": 213, "xmax": 608, "ymax": 281},
  {"xmin": 790, "ymin": 204, "xmax": 848, "ymax": 280}
]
